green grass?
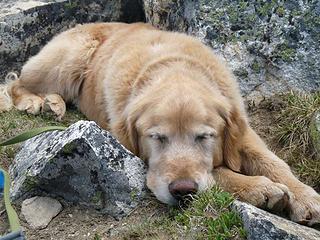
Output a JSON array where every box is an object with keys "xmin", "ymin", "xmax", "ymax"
[
  {"xmin": 121, "ymin": 187, "xmax": 245, "ymax": 240},
  {"xmin": 273, "ymin": 91, "xmax": 320, "ymax": 189}
]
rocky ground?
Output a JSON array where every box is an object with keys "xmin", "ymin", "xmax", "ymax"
[
  {"xmin": 1, "ymin": 93, "xmax": 319, "ymax": 239},
  {"xmin": 0, "ymin": 110, "xmax": 243, "ymax": 240}
]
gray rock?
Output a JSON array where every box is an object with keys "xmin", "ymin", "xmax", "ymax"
[
  {"xmin": 21, "ymin": 196, "xmax": 62, "ymax": 229},
  {"xmin": 0, "ymin": 0, "xmax": 145, "ymax": 80},
  {"xmin": 9, "ymin": 121, "xmax": 146, "ymax": 219},
  {"xmin": 143, "ymin": 0, "xmax": 320, "ymax": 101},
  {"xmin": 233, "ymin": 200, "xmax": 320, "ymax": 240},
  {"xmin": 310, "ymin": 111, "xmax": 320, "ymax": 159}
]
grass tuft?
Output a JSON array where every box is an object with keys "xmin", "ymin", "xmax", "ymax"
[
  {"xmin": 275, "ymin": 91, "xmax": 320, "ymax": 155},
  {"xmin": 121, "ymin": 187, "xmax": 245, "ymax": 239},
  {"xmin": 272, "ymin": 91, "xmax": 320, "ymax": 189}
]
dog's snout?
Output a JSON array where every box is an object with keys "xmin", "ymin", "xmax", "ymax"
[{"xmin": 168, "ymin": 179, "xmax": 198, "ymax": 200}]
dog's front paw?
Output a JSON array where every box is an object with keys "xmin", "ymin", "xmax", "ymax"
[
  {"xmin": 289, "ymin": 186, "xmax": 320, "ymax": 226},
  {"xmin": 16, "ymin": 95, "xmax": 44, "ymax": 115},
  {"xmin": 43, "ymin": 94, "xmax": 66, "ymax": 121},
  {"xmin": 241, "ymin": 176, "xmax": 291, "ymax": 213}
]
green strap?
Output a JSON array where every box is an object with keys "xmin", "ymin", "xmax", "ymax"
[
  {"xmin": 0, "ymin": 126, "xmax": 66, "ymax": 146},
  {"xmin": 1, "ymin": 168, "xmax": 20, "ymax": 232}
]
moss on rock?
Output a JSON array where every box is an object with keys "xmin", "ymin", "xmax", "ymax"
[{"xmin": 62, "ymin": 142, "xmax": 77, "ymax": 155}]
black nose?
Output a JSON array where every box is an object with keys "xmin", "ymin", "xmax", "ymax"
[{"xmin": 168, "ymin": 179, "xmax": 198, "ymax": 200}]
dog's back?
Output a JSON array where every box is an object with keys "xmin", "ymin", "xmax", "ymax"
[{"xmin": 0, "ymin": 22, "xmax": 242, "ymax": 129}]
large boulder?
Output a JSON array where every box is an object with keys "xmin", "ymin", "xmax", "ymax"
[
  {"xmin": 143, "ymin": 0, "xmax": 320, "ymax": 100},
  {"xmin": 9, "ymin": 121, "xmax": 146, "ymax": 219},
  {"xmin": 0, "ymin": 0, "xmax": 145, "ymax": 80},
  {"xmin": 233, "ymin": 201, "xmax": 320, "ymax": 240}
]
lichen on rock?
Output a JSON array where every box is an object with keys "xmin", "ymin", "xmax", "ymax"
[{"xmin": 143, "ymin": 0, "xmax": 320, "ymax": 101}]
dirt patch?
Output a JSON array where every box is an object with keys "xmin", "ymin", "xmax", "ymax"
[
  {"xmin": 247, "ymin": 98, "xmax": 284, "ymax": 152},
  {"xmin": 21, "ymin": 196, "xmax": 167, "ymax": 240}
]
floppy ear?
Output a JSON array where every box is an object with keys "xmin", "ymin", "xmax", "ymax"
[
  {"xmin": 126, "ymin": 113, "xmax": 140, "ymax": 156},
  {"xmin": 223, "ymin": 107, "xmax": 247, "ymax": 172},
  {"xmin": 112, "ymin": 101, "xmax": 142, "ymax": 157},
  {"xmin": 121, "ymin": 97, "xmax": 150, "ymax": 157}
]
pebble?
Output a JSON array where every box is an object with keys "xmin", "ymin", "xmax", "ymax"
[{"xmin": 21, "ymin": 196, "xmax": 62, "ymax": 229}]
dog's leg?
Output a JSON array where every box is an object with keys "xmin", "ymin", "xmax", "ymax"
[
  {"xmin": 14, "ymin": 91, "xmax": 66, "ymax": 120},
  {"xmin": 239, "ymin": 127, "xmax": 320, "ymax": 225},
  {"xmin": 9, "ymin": 80, "xmax": 44, "ymax": 115},
  {"xmin": 4, "ymin": 78, "xmax": 65, "ymax": 120},
  {"xmin": 213, "ymin": 167, "xmax": 290, "ymax": 213},
  {"xmin": 3, "ymin": 24, "xmax": 104, "ymax": 119}
]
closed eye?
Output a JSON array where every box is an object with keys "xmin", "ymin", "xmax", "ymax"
[
  {"xmin": 195, "ymin": 133, "xmax": 215, "ymax": 142},
  {"xmin": 149, "ymin": 133, "xmax": 168, "ymax": 144}
]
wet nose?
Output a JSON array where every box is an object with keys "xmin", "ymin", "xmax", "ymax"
[{"xmin": 168, "ymin": 179, "xmax": 198, "ymax": 200}]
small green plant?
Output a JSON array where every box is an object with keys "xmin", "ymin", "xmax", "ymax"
[
  {"xmin": 65, "ymin": 1, "xmax": 78, "ymax": 9},
  {"xmin": 62, "ymin": 142, "xmax": 76, "ymax": 155},
  {"xmin": 278, "ymin": 47, "xmax": 296, "ymax": 62},
  {"xmin": 91, "ymin": 191, "xmax": 103, "ymax": 205},
  {"xmin": 93, "ymin": 233, "xmax": 101, "ymax": 240},
  {"xmin": 173, "ymin": 187, "xmax": 245, "ymax": 239},
  {"xmin": 251, "ymin": 60, "xmax": 261, "ymax": 73},
  {"xmin": 276, "ymin": 6, "xmax": 285, "ymax": 17}
]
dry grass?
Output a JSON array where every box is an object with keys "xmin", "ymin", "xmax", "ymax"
[
  {"xmin": 264, "ymin": 91, "xmax": 320, "ymax": 190},
  {"xmin": 275, "ymin": 91, "xmax": 320, "ymax": 155}
]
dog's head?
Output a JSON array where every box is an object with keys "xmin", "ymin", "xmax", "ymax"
[{"xmin": 122, "ymin": 72, "xmax": 246, "ymax": 204}]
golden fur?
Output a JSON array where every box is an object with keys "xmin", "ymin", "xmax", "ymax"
[{"xmin": 1, "ymin": 22, "xmax": 320, "ymax": 224}]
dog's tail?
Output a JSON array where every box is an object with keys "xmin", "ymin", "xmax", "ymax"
[{"xmin": 0, "ymin": 72, "xmax": 19, "ymax": 113}]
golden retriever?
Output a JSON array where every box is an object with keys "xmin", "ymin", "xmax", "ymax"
[{"xmin": 0, "ymin": 22, "xmax": 319, "ymax": 225}]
